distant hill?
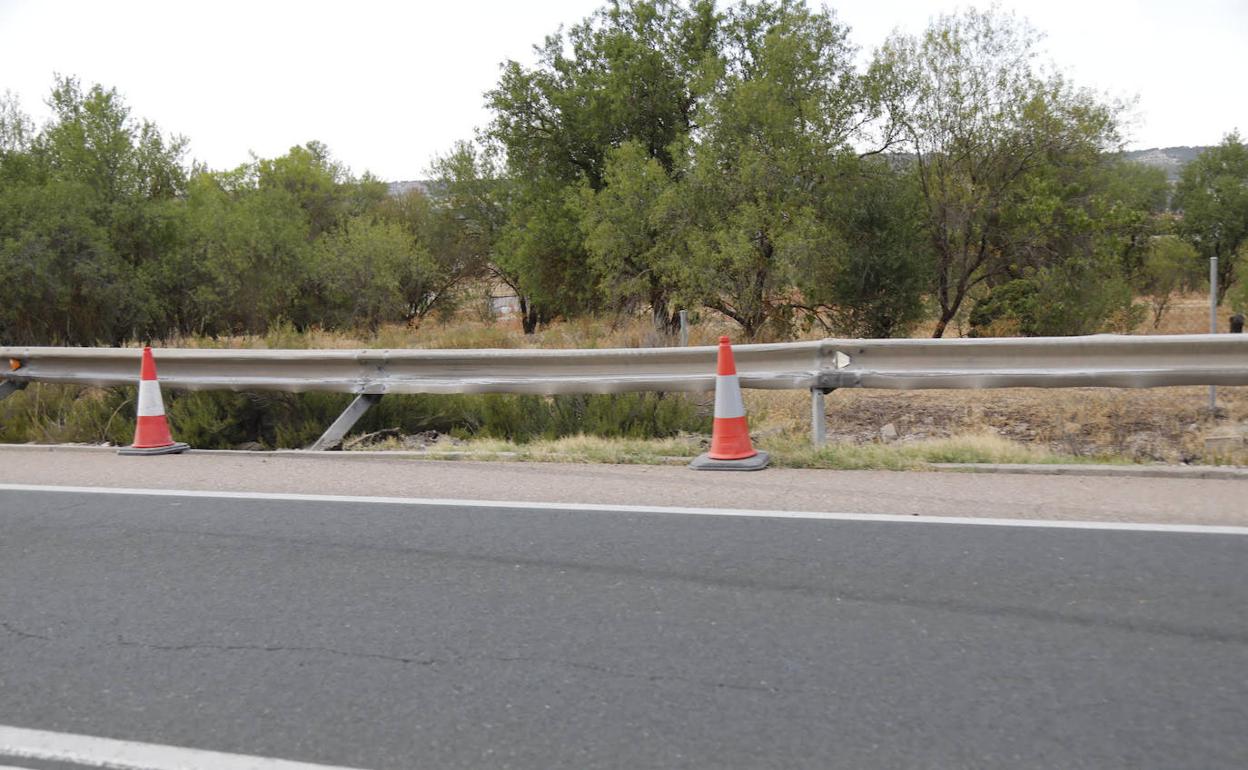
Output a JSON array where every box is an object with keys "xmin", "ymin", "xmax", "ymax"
[
  {"xmin": 1122, "ymin": 146, "xmax": 1210, "ymax": 182},
  {"xmin": 387, "ymin": 180, "xmax": 432, "ymax": 197}
]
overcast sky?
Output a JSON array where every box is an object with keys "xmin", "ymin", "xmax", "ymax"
[{"xmin": 1, "ymin": 0, "xmax": 1244, "ymax": 181}]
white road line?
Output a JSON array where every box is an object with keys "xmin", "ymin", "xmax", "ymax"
[
  {"xmin": 0, "ymin": 724, "xmax": 366, "ymax": 770},
  {"xmin": 1, "ymin": 482, "xmax": 1246, "ymax": 535}
]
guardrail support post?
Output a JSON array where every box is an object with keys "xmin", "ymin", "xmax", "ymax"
[
  {"xmin": 309, "ymin": 394, "xmax": 383, "ymax": 451},
  {"xmin": 679, "ymin": 310, "xmax": 689, "ymax": 347},
  {"xmin": 811, "ymin": 388, "xmax": 828, "ymax": 447},
  {"xmin": 0, "ymin": 381, "xmax": 22, "ymax": 401},
  {"xmin": 1210, "ymin": 256, "xmax": 1219, "ymax": 413}
]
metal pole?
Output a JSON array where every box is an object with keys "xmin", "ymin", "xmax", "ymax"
[
  {"xmin": 678, "ymin": 310, "xmax": 689, "ymax": 347},
  {"xmin": 308, "ymin": 393, "xmax": 383, "ymax": 451},
  {"xmin": 1210, "ymin": 256, "xmax": 1218, "ymax": 412},
  {"xmin": 811, "ymin": 389, "xmax": 826, "ymax": 447}
]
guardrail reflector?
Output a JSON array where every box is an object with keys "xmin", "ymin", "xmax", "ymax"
[{"xmin": 8, "ymin": 358, "xmax": 20, "ymax": 371}]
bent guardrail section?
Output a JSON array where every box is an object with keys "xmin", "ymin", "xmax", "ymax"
[
  {"xmin": 0, "ymin": 342, "xmax": 822, "ymax": 394},
  {"xmin": 3, "ymin": 334, "xmax": 1248, "ymax": 396}
]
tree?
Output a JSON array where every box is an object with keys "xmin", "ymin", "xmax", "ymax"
[
  {"xmin": 1097, "ymin": 159, "xmax": 1170, "ymax": 279},
  {"xmin": 482, "ymin": 0, "xmax": 720, "ymax": 332},
  {"xmin": 376, "ymin": 187, "xmax": 482, "ymax": 324},
  {"xmin": 0, "ymin": 91, "xmax": 34, "ymax": 155},
  {"xmin": 173, "ymin": 164, "xmax": 311, "ymax": 335},
  {"xmin": 0, "ymin": 77, "xmax": 188, "ymax": 344},
  {"xmin": 657, "ymin": 0, "xmax": 876, "ymax": 338},
  {"xmin": 1226, "ymin": 243, "xmax": 1248, "ymax": 314},
  {"xmin": 429, "ymin": 141, "xmax": 551, "ymax": 331},
  {"xmin": 1137, "ymin": 235, "xmax": 1200, "ymax": 329},
  {"xmin": 1174, "ymin": 132, "xmax": 1248, "ymax": 303},
  {"xmin": 487, "ymin": 0, "xmax": 716, "ymax": 190},
  {"xmin": 794, "ymin": 157, "xmax": 930, "ymax": 338},
  {"xmin": 576, "ymin": 140, "xmax": 681, "ymax": 331},
  {"xmin": 168, "ymin": 142, "xmax": 404, "ymax": 336},
  {"xmin": 964, "ymin": 155, "xmax": 1162, "ymax": 338},
  {"xmin": 877, "ymin": 9, "xmax": 1124, "ymax": 337},
  {"xmin": 307, "ymin": 216, "xmax": 431, "ymax": 331},
  {"xmin": 256, "ymin": 141, "xmax": 347, "ymax": 241},
  {"xmin": 564, "ymin": 0, "xmax": 920, "ymax": 339}
]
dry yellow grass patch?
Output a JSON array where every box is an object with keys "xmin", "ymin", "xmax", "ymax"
[
  {"xmin": 348, "ymin": 430, "xmax": 1095, "ymax": 470},
  {"xmin": 742, "ymin": 386, "xmax": 1247, "ymax": 464}
]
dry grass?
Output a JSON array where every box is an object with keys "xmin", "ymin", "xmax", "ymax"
[
  {"xmin": 1150, "ymin": 294, "xmax": 1225, "ymax": 334},
  {"xmin": 761, "ymin": 431, "xmax": 1111, "ymax": 470},
  {"xmin": 153, "ymin": 313, "xmax": 740, "ymax": 352},
  {"xmin": 355, "ymin": 433, "xmax": 702, "ymax": 465},
  {"xmin": 908, "ymin": 291, "xmax": 1229, "ymax": 339},
  {"xmin": 347, "ymin": 430, "xmax": 1098, "ymax": 470},
  {"xmin": 151, "ymin": 290, "xmax": 1226, "ymax": 351},
  {"xmin": 745, "ymin": 386, "xmax": 1248, "ymax": 465}
]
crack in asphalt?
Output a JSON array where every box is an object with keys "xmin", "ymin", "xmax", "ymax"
[
  {"xmin": 0, "ymin": 620, "xmax": 51, "ymax": 642},
  {"xmin": 488, "ymin": 654, "xmax": 788, "ymax": 694},
  {"xmin": 113, "ymin": 636, "xmax": 440, "ymax": 666},
  {"xmin": 0, "ymin": 623, "xmax": 794, "ymax": 696},
  {"xmin": 110, "ymin": 636, "xmax": 790, "ymax": 694}
]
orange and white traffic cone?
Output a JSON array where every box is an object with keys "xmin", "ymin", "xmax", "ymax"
[
  {"xmin": 118, "ymin": 346, "xmax": 189, "ymax": 456},
  {"xmin": 690, "ymin": 336, "xmax": 769, "ymax": 471}
]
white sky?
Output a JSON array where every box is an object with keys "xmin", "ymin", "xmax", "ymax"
[{"xmin": 1, "ymin": 0, "xmax": 1245, "ymax": 181}]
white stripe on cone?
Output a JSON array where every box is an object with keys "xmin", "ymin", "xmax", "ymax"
[
  {"xmin": 136, "ymin": 379, "xmax": 166, "ymax": 417},
  {"xmin": 713, "ymin": 374, "xmax": 746, "ymax": 419}
]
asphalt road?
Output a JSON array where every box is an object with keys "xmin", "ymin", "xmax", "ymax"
[
  {"xmin": 2, "ymin": 487, "xmax": 1247, "ymax": 769},
  {"xmin": 4, "ymin": 445, "xmax": 1248, "ymax": 526}
]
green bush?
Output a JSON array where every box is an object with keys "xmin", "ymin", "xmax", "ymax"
[
  {"xmin": 0, "ymin": 385, "xmax": 708, "ymax": 449},
  {"xmin": 969, "ymin": 262, "xmax": 1139, "ymax": 337},
  {"xmin": 473, "ymin": 392, "xmax": 707, "ymax": 443},
  {"xmin": 0, "ymin": 384, "xmax": 131, "ymax": 445}
]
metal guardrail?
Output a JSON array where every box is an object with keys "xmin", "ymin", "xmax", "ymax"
[
  {"xmin": 4, "ymin": 334, "xmax": 1248, "ymax": 394},
  {"xmin": 813, "ymin": 334, "xmax": 1248, "ymax": 389},
  {"xmin": 0, "ymin": 342, "xmax": 817, "ymax": 394},
  {"xmin": 3, "ymin": 334, "xmax": 1247, "ymax": 448}
]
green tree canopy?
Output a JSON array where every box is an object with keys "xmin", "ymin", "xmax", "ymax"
[
  {"xmin": 877, "ymin": 9, "xmax": 1125, "ymax": 337},
  {"xmin": 0, "ymin": 76, "xmax": 188, "ymax": 344},
  {"xmin": 1174, "ymin": 132, "xmax": 1248, "ymax": 302}
]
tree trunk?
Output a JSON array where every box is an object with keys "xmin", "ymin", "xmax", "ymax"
[
  {"xmin": 651, "ymin": 304, "xmax": 678, "ymax": 337},
  {"xmin": 521, "ymin": 306, "xmax": 539, "ymax": 335},
  {"xmin": 518, "ymin": 296, "xmax": 539, "ymax": 335},
  {"xmin": 1217, "ymin": 257, "xmax": 1235, "ymax": 305},
  {"xmin": 648, "ymin": 283, "xmax": 679, "ymax": 337}
]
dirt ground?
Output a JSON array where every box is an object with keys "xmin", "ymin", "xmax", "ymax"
[
  {"xmin": 806, "ymin": 387, "xmax": 1245, "ymax": 463},
  {"xmin": 746, "ymin": 293, "xmax": 1248, "ymax": 464}
]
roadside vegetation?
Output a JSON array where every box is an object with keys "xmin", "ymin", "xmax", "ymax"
[
  {"xmin": 336, "ymin": 432, "xmax": 1110, "ymax": 470},
  {"xmin": 3, "ymin": 3, "xmax": 1247, "ymax": 349},
  {"xmin": 2, "ymin": 307, "xmax": 1244, "ymax": 467},
  {"xmin": 2, "ymin": 1, "xmax": 1246, "ymax": 468}
]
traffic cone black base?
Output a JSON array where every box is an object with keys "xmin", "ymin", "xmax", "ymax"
[
  {"xmin": 118, "ymin": 442, "xmax": 189, "ymax": 456},
  {"xmin": 689, "ymin": 450, "xmax": 770, "ymax": 471}
]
